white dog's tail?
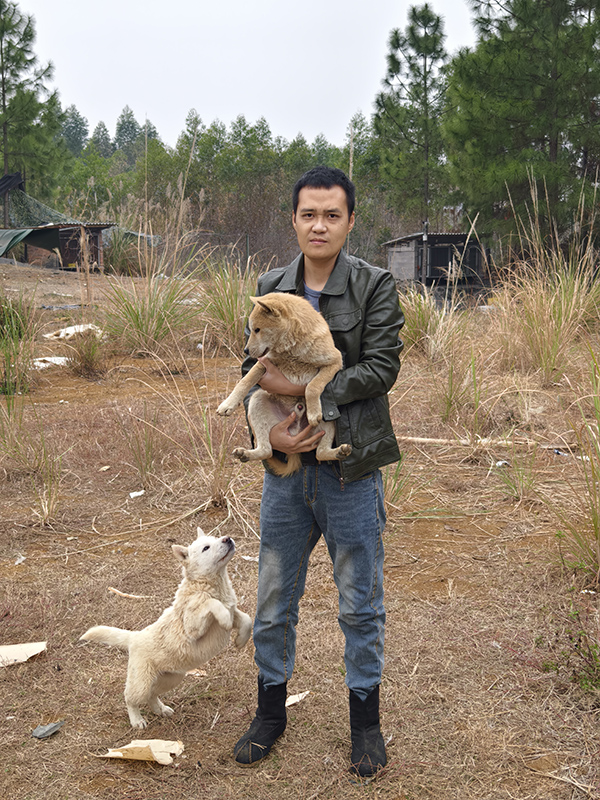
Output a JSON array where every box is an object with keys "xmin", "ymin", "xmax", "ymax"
[{"xmin": 80, "ymin": 625, "xmax": 133, "ymax": 650}]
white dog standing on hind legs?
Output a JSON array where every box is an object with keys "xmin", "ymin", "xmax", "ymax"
[{"xmin": 80, "ymin": 530, "xmax": 252, "ymax": 729}]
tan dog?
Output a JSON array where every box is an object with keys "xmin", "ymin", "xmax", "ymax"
[
  {"xmin": 80, "ymin": 531, "xmax": 252, "ymax": 729},
  {"xmin": 217, "ymin": 292, "xmax": 351, "ymax": 476}
]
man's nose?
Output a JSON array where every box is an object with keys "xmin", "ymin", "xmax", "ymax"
[{"xmin": 312, "ymin": 216, "xmax": 326, "ymax": 230}]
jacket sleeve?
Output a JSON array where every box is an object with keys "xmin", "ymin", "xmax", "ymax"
[{"xmin": 320, "ymin": 270, "xmax": 404, "ymax": 418}]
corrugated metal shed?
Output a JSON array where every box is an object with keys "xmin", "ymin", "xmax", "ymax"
[{"xmin": 382, "ymin": 231, "xmax": 488, "ymax": 284}]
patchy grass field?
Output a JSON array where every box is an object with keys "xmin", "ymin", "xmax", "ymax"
[{"xmin": 1, "ymin": 261, "xmax": 599, "ymax": 800}]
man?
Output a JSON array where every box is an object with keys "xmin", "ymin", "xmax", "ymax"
[{"xmin": 234, "ymin": 166, "xmax": 403, "ymax": 777}]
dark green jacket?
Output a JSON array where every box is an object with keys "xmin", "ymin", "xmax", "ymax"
[{"xmin": 241, "ymin": 250, "xmax": 404, "ymax": 482}]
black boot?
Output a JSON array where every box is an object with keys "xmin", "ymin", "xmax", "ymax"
[
  {"xmin": 349, "ymin": 685, "xmax": 387, "ymax": 778},
  {"xmin": 234, "ymin": 677, "xmax": 287, "ymax": 765}
]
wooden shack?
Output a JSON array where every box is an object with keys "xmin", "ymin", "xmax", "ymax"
[
  {"xmin": 383, "ymin": 231, "xmax": 488, "ymax": 285},
  {"xmin": 0, "ymin": 175, "xmax": 114, "ymax": 269}
]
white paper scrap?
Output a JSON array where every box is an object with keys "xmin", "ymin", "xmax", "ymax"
[
  {"xmin": 97, "ymin": 739, "xmax": 184, "ymax": 765},
  {"xmin": 0, "ymin": 641, "xmax": 47, "ymax": 666}
]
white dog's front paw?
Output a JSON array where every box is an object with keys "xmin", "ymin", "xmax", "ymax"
[
  {"xmin": 130, "ymin": 715, "xmax": 148, "ymax": 729},
  {"xmin": 159, "ymin": 703, "xmax": 174, "ymax": 717},
  {"xmin": 235, "ymin": 630, "xmax": 251, "ymax": 648}
]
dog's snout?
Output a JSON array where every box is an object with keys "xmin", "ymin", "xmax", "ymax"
[
  {"xmin": 222, "ymin": 536, "xmax": 232, "ymax": 545},
  {"xmin": 243, "ymin": 347, "xmax": 249, "ymax": 356}
]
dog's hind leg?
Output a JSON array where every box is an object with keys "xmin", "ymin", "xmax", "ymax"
[
  {"xmin": 315, "ymin": 421, "xmax": 352, "ymax": 463},
  {"xmin": 232, "ymin": 391, "xmax": 275, "ymax": 463},
  {"xmin": 124, "ymin": 657, "xmax": 160, "ymax": 728},
  {"xmin": 148, "ymin": 672, "xmax": 184, "ymax": 719}
]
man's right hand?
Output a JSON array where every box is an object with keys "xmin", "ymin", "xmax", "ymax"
[
  {"xmin": 258, "ymin": 357, "xmax": 307, "ymax": 396},
  {"xmin": 269, "ymin": 412, "xmax": 324, "ymax": 454}
]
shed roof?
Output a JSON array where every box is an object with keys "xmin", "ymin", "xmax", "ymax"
[
  {"xmin": 6, "ymin": 187, "xmax": 112, "ymax": 229},
  {"xmin": 382, "ymin": 232, "xmax": 469, "ymax": 247}
]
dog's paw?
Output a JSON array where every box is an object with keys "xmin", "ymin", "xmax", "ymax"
[
  {"xmin": 307, "ymin": 412, "xmax": 323, "ymax": 427},
  {"xmin": 337, "ymin": 444, "xmax": 352, "ymax": 460},
  {"xmin": 216, "ymin": 400, "xmax": 235, "ymax": 416},
  {"xmin": 130, "ymin": 716, "xmax": 148, "ymax": 729},
  {"xmin": 235, "ymin": 631, "xmax": 251, "ymax": 649},
  {"xmin": 232, "ymin": 447, "xmax": 249, "ymax": 462},
  {"xmin": 159, "ymin": 704, "xmax": 175, "ymax": 718}
]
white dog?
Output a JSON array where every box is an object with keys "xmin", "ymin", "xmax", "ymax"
[{"xmin": 80, "ymin": 530, "xmax": 252, "ymax": 728}]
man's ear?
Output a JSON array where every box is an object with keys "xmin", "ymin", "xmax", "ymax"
[{"xmin": 348, "ymin": 211, "xmax": 355, "ymax": 233}]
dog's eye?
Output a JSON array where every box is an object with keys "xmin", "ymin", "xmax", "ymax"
[
  {"xmin": 202, "ymin": 545, "xmax": 210, "ymax": 552},
  {"xmin": 253, "ymin": 327, "xmax": 260, "ymax": 334}
]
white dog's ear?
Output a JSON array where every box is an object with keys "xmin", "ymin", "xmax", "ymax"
[
  {"xmin": 196, "ymin": 526, "xmax": 205, "ymax": 538},
  {"xmin": 172, "ymin": 544, "xmax": 188, "ymax": 562}
]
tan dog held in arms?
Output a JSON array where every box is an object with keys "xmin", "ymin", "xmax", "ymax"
[
  {"xmin": 80, "ymin": 531, "xmax": 252, "ymax": 729},
  {"xmin": 216, "ymin": 292, "xmax": 352, "ymax": 476}
]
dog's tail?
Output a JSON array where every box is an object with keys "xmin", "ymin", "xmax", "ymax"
[
  {"xmin": 80, "ymin": 625, "xmax": 133, "ymax": 651},
  {"xmin": 266, "ymin": 453, "xmax": 302, "ymax": 477}
]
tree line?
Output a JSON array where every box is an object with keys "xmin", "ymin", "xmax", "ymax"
[{"xmin": 2, "ymin": 0, "xmax": 600, "ymax": 267}]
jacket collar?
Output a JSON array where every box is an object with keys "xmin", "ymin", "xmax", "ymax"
[{"xmin": 280, "ymin": 250, "xmax": 352, "ymax": 295}]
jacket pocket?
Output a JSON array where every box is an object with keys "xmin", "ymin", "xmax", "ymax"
[
  {"xmin": 346, "ymin": 395, "xmax": 393, "ymax": 449},
  {"xmin": 326, "ymin": 308, "xmax": 362, "ymax": 365},
  {"xmin": 326, "ymin": 308, "xmax": 362, "ymax": 332}
]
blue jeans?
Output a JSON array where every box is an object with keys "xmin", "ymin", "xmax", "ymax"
[{"xmin": 253, "ymin": 463, "xmax": 386, "ymax": 701}]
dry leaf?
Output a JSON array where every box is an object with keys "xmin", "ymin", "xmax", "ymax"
[
  {"xmin": 97, "ymin": 739, "xmax": 184, "ymax": 766},
  {"xmin": 0, "ymin": 642, "xmax": 47, "ymax": 666}
]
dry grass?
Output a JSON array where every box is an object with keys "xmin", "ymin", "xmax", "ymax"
[{"xmin": 1, "ymin": 264, "xmax": 600, "ymax": 800}]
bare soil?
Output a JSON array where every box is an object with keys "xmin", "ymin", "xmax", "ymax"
[{"xmin": 1, "ymin": 262, "xmax": 599, "ymax": 800}]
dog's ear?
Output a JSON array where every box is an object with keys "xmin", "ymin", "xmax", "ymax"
[
  {"xmin": 172, "ymin": 544, "xmax": 188, "ymax": 562},
  {"xmin": 251, "ymin": 296, "xmax": 281, "ymax": 317},
  {"xmin": 196, "ymin": 526, "xmax": 205, "ymax": 538}
]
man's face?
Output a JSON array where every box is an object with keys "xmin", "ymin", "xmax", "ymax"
[{"xmin": 292, "ymin": 185, "xmax": 355, "ymax": 264}]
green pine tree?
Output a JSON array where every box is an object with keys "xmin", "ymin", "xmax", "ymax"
[
  {"xmin": 62, "ymin": 104, "xmax": 88, "ymax": 156},
  {"xmin": 90, "ymin": 121, "xmax": 113, "ymax": 158},
  {"xmin": 0, "ymin": 0, "xmax": 64, "ymax": 221},
  {"xmin": 375, "ymin": 3, "xmax": 450, "ymax": 227},
  {"xmin": 444, "ymin": 0, "xmax": 600, "ymax": 235}
]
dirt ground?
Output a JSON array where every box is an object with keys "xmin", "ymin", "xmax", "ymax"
[{"xmin": 1, "ymin": 261, "xmax": 599, "ymax": 800}]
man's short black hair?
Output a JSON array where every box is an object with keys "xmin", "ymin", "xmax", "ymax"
[{"xmin": 292, "ymin": 166, "xmax": 356, "ymax": 218}]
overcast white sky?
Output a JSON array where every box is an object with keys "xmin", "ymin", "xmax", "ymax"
[{"xmin": 23, "ymin": 0, "xmax": 477, "ymax": 149}]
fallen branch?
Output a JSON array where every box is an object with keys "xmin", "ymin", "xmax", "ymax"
[
  {"xmin": 108, "ymin": 587, "xmax": 153, "ymax": 600},
  {"xmin": 397, "ymin": 435, "xmax": 537, "ymax": 448}
]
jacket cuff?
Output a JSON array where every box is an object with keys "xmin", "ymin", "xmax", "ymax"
[{"xmin": 320, "ymin": 384, "xmax": 340, "ymax": 421}]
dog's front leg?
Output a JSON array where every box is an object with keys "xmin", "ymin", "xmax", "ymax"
[
  {"xmin": 304, "ymin": 357, "xmax": 342, "ymax": 426},
  {"xmin": 184, "ymin": 599, "xmax": 232, "ymax": 639},
  {"xmin": 232, "ymin": 608, "xmax": 252, "ymax": 648},
  {"xmin": 217, "ymin": 362, "xmax": 266, "ymax": 416}
]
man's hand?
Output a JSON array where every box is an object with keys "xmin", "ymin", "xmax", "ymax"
[
  {"xmin": 258, "ymin": 357, "xmax": 306, "ymax": 396},
  {"xmin": 269, "ymin": 412, "xmax": 324, "ymax": 454}
]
